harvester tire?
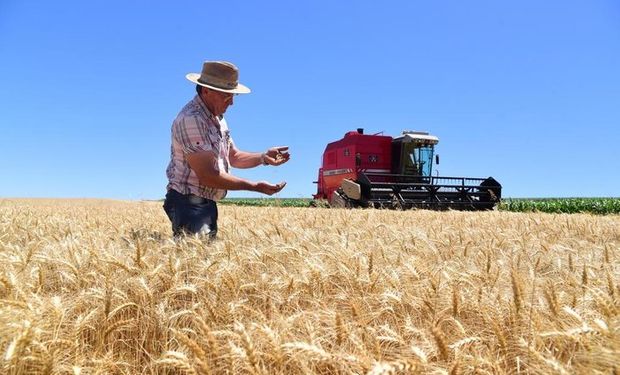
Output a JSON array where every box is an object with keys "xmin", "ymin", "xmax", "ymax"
[{"xmin": 479, "ymin": 177, "xmax": 502, "ymax": 210}]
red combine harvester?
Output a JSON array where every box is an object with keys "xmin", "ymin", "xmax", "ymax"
[{"xmin": 314, "ymin": 129, "xmax": 501, "ymax": 210}]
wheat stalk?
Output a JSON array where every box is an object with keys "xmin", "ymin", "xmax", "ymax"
[{"xmin": 1, "ymin": 199, "xmax": 618, "ymax": 374}]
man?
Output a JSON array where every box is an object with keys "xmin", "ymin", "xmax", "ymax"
[{"xmin": 164, "ymin": 61, "xmax": 289, "ymax": 238}]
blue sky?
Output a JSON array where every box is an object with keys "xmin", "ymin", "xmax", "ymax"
[{"xmin": 1, "ymin": 1, "xmax": 618, "ymax": 199}]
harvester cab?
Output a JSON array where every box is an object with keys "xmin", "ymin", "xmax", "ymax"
[
  {"xmin": 392, "ymin": 131, "xmax": 439, "ymax": 177},
  {"xmin": 314, "ymin": 129, "xmax": 502, "ymax": 210}
]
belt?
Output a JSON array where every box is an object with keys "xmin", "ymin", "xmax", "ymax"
[
  {"xmin": 169, "ymin": 189, "xmax": 214, "ymax": 205},
  {"xmin": 188, "ymin": 193, "xmax": 211, "ymax": 205}
]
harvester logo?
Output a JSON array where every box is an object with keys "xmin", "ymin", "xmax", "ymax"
[
  {"xmin": 344, "ymin": 148, "xmax": 350, "ymax": 156},
  {"xmin": 369, "ymin": 155, "xmax": 378, "ymax": 163}
]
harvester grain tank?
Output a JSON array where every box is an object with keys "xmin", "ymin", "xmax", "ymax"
[{"xmin": 313, "ymin": 129, "xmax": 501, "ymax": 210}]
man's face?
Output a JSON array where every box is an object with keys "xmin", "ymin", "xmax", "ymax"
[{"xmin": 201, "ymin": 88, "xmax": 235, "ymax": 117}]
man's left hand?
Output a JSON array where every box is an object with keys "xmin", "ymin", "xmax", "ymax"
[{"xmin": 262, "ymin": 146, "xmax": 290, "ymax": 166}]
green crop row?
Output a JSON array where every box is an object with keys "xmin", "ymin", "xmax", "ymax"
[
  {"xmin": 220, "ymin": 197, "xmax": 620, "ymax": 215},
  {"xmin": 499, "ymin": 198, "xmax": 620, "ymax": 215},
  {"xmin": 218, "ymin": 198, "xmax": 312, "ymax": 208}
]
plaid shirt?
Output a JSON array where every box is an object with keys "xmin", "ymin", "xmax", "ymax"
[{"xmin": 166, "ymin": 95, "xmax": 233, "ymax": 201}]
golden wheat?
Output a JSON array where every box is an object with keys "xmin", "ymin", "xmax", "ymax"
[{"xmin": 0, "ymin": 198, "xmax": 619, "ymax": 374}]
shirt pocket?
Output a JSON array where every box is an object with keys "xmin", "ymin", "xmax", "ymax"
[{"xmin": 207, "ymin": 127, "xmax": 221, "ymax": 154}]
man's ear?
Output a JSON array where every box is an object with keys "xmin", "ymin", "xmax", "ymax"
[{"xmin": 198, "ymin": 87, "xmax": 209, "ymax": 101}]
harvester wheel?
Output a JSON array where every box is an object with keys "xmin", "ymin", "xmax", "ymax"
[{"xmin": 478, "ymin": 177, "xmax": 502, "ymax": 210}]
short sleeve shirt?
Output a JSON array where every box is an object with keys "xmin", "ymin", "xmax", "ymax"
[{"xmin": 166, "ymin": 95, "xmax": 233, "ymax": 201}]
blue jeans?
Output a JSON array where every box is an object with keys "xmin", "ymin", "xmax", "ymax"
[{"xmin": 163, "ymin": 189, "xmax": 218, "ymax": 238}]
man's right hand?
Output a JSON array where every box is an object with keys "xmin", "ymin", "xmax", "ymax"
[
  {"xmin": 254, "ymin": 181, "xmax": 286, "ymax": 195},
  {"xmin": 263, "ymin": 146, "xmax": 290, "ymax": 166},
  {"xmin": 187, "ymin": 150, "xmax": 287, "ymax": 195}
]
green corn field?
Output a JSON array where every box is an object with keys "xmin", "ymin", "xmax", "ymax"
[
  {"xmin": 500, "ymin": 198, "xmax": 620, "ymax": 215},
  {"xmin": 219, "ymin": 197, "xmax": 620, "ymax": 214}
]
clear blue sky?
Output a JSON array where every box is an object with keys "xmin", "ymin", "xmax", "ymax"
[{"xmin": 1, "ymin": 1, "xmax": 618, "ymax": 199}]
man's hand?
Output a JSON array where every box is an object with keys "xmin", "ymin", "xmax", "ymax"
[
  {"xmin": 254, "ymin": 181, "xmax": 287, "ymax": 195},
  {"xmin": 262, "ymin": 146, "xmax": 290, "ymax": 166}
]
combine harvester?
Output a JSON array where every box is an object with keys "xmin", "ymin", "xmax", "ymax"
[{"xmin": 313, "ymin": 129, "xmax": 501, "ymax": 210}]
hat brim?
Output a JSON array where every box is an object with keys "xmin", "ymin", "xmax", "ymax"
[{"xmin": 186, "ymin": 73, "xmax": 251, "ymax": 94}]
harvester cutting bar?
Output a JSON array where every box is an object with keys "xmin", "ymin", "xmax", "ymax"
[{"xmin": 358, "ymin": 172, "xmax": 501, "ymax": 210}]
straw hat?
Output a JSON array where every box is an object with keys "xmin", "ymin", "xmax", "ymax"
[{"xmin": 186, "ymin": 61, "xmax": 251, "ymax": 94}]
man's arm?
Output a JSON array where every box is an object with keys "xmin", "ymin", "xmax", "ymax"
[
  {"xmin": 228, "ymin": 145, "xmax": 263, "ymax": 169},
  {"xmin": 186, "ymin": 150, "xmax": 285, "ymax": 195},
  {"xmin": 229, "ymin": 144, "xmax": 290, "ymax": 168}
]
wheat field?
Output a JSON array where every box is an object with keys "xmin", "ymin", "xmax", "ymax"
[{"xmin": 0, "ymin": 199, "xmax": 618, "ymax": 374}]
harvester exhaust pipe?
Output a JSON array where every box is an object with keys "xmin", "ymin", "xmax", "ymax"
[{"xmin": 357, "ymin": 128, "xmax": 364, "ymax": 134}]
